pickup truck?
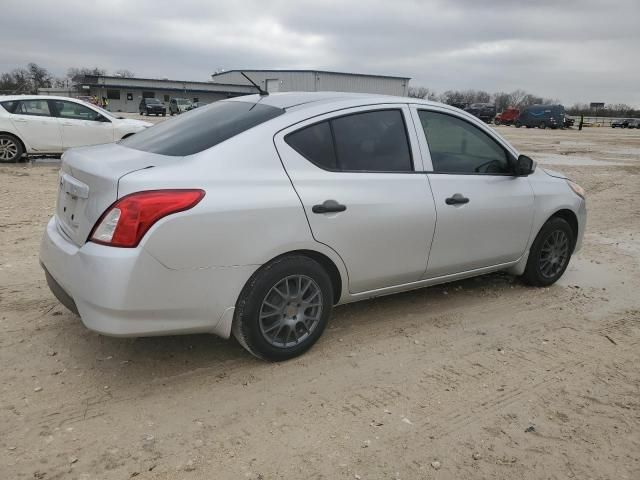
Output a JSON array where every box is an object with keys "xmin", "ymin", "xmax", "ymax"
[{"xmin": 494, "ymin": 108, "xmax": 520, "ymax": 126}]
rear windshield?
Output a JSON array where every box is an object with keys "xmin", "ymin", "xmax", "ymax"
[{"xmin": 121, "ymin": 101, "xmax": 284, "ymax": 156}]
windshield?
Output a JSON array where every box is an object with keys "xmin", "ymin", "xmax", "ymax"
[
  {"xmin": 121, "ymin": 101, "xmax": 284, "ymax": 156},
  {"xmin": 176, "ymin": 99, "xmax": 191, "ymax": 105},
  {"xmin": 146, "ymin": 99, "xmax": 162, "ymax": 104}
]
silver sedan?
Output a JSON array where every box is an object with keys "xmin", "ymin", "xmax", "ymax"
[{"xmin": 40, "ymin": 92, "xmax": 586, "ymax": 360}]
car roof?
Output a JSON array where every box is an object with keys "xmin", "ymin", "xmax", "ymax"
[
  {"xmin": 0, "ymin": 94, "xmax": 92, "ymax": 102},
  {"xmin": 228, "ymin": 91, "xmax": 441, "ymax": 111}
]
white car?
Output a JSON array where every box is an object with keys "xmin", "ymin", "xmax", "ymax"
[
  {"xmin": 0, "ymin": 95, "xmax": 152, "ymax": 162},
  {"xmin": 39, "ymin": 92, "xmax": 586, "ymax": 360}
]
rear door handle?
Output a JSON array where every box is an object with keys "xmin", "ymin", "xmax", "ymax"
[
  {"xmin": 312, "ymin": 200, "xmax": 347, "ymax": 214},
  {"xmin": 445, "ymin": 193, "xmax": 469, "ymax": 205}
]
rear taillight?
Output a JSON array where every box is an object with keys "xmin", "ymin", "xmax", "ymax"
[{"xmin": 89, "ymin": 189, "xmax": 205, "ymax": 248}]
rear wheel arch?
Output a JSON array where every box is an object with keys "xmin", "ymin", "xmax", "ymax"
[
  {"xmin": 0, "ymin": 131, "xmax": 26, "ymax": 161},
  {"xmin": 232, "ymin": 252, "xmax": 337, "ymax": 360},
  {"xmin": 244, "ymin": 250, "xmax": 343, "ymax": 305},
  {"xmin": 0, "ymin": 131, "xmax": 26, "ymax": 151}
]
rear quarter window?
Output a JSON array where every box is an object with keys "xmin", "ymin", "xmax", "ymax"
[
  {"xmin": 121, "ymin": 101, "xmax": 284, "ymax": 156},
  {"xmin": 285, "ymin": 121, "xmax": 337, "ymax": 170},
  {"xmin": 0, "ymin": 101, "xmax": 18, "ymax": 113}
]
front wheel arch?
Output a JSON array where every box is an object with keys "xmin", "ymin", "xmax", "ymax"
[
  {"xmin": 120, "ymin": 132, "xmax": 136, "ymax": 140},
  {"xmin": 549, "ymin": 209, "xmax": 579, "ymax": 251}
]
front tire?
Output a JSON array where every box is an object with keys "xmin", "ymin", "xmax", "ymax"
[
  {"xmin": 0, "ymin": 134, "xmax": 23, "ymax": 163},
  {"xmin": 522, "ymin": 217, "xmax": 574, "ymax": 287},
  {"xmin": 233, "ymin": 255, "xmax": 334, "ymax": 361}
]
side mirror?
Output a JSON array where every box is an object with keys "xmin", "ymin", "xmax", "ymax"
[{"xmin": 514, "ymin": 154, "xmax": 535, "ymax": 176}]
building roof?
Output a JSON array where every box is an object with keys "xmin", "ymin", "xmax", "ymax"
[
  {"xmin": 81, "ymin": 74, "xmax": 247, "ymax": 88},
  {"xmin": 78, "ymin": 75, "xmax": 256, "ymax": 94},
  {"xmin": 211, "ymin": 69, "xmax": 411, "ymax": 81}
]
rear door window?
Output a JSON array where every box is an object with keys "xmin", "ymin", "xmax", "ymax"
[
  {"xmin": 13, "ymin": 99, "xmax": 52, "ymax": 117},
  {"xmin": 121, "ymin": 101, "xmax": 284, "ymax": 156},
  {"xmin": 285, "ymin": 109, "xmax": 413, "ymax": 172}
]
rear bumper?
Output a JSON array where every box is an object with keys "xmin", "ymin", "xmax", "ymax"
[{"xmin": 39, "ymin": 217, "xmax": 255, "ymax": 338}]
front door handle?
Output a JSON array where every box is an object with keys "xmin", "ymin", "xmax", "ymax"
[
  {"xmin": 312, "ymin": 200, "xmax": 347, "ymax": 214},
  {"xmin": 445, "ymin": 193, "xmax": 470, "ymax": 205}
]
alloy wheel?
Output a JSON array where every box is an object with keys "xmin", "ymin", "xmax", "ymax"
[
  {"xmin": 259, "ymin": 275, "xmax": 323, "ymax": 348},
  {"xmin": 539, "ymin": 230, "xmax": 569, "ymax": 279},
  {"xmin": 0, "ymin": 138, "xmax": 18, "ymax": 161}
]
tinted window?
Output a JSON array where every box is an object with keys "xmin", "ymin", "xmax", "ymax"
[
  {"xmin": 418, "ymin": 110, "xmax": 510, "ymax": 174},
  {"xmin": 121, "ymin": 101, "xmax": 284, "ymax": 156},
  {"xmin": 0, "ymin": 101, "xmax": 18, "ymax": 113},
  {"xmin": 285, "ymin": 121, "xmax": 337, "ymax": 170},
  {"xmin": 332, "ymin": 110, "xmax": 412, "ymax": 172},
  {"xmin": 52, "ymin": 100, "xmax": 102, "ymax": 121},
  {"xmin": 14, "ymin": 99, "xmax": 52, "ymax": 117}
]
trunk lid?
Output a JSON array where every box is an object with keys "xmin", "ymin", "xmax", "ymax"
[{"xmin": 55, "ymin": 143, "xmax": 176, "ymax": 246}]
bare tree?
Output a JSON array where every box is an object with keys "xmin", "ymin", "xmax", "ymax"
[
  {"xmin": 28, "ymin": 63, "xmax": 52, "ymax": 90},
  {"xmin": 0, "ymin": 64, "xmax": 51, "ymax": 93},
  {"xmin": 67, "ymin": 67, "xmax": 107, "ymax": 82},
  {"xmin": 113, "ymin": 69, "xmax": 135, "ymax": 78},
  {"xmin": 507, "ymin": 89, "xmax": 528, "ymax": 107},
  {"xmin": 407, "ymin": 86, "xmax": 438, "ymax": 101},
  {"xmin": 493, "ymin": 92, "xmax": 511, "ymax": 112}
]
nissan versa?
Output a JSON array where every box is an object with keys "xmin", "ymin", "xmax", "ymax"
[{"xmin": 40, "ymin": 92, "xmax": 586, "ymax": 360}]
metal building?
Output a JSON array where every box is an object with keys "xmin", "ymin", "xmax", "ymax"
[
  {"xmin": 210, "ymin": 69, "xmax": 410, "ymax": 96},
  {"xmin": 68, "ymin": 75, "xmax": 255, "ymax": 113}
]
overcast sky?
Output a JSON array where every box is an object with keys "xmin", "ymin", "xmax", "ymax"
[{"xmin": 1, "ymin": 0, "xmax": 639, "ymax": 106}]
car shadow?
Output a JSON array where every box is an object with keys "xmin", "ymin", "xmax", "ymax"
[{"xmin": 52, "ymin": 271, "xmax": 526, "ymax": 389}]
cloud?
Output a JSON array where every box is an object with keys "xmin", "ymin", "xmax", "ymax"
[{"xmin": 1, "ymin": 0, "xmax": 638, "ymax": 106}]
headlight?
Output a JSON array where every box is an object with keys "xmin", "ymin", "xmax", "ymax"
[{"xmin": 566, "ymin": 179, "xmax": 585, "ymax": 199}]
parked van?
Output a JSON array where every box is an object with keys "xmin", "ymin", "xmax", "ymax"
[{"xmin": 515, "ymin": 105, "xmax": 565, "ymax": 129}]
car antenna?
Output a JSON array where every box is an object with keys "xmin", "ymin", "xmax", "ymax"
[{"xmin": 241, "ymin": 72, "xmax": 269, "ymax": 96}]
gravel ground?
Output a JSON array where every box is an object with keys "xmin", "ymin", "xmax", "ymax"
[{"xmin": 1, "ymin": 125, "xmax": 639, "ymax": 479}]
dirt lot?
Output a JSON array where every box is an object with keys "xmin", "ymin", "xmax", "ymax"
[{"xmin": 1, "ymin": 125, "xmax": 639, "ymax": 479}]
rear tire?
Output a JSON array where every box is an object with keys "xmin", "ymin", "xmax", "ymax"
[
  {"xmin": 521, "ymin": 217, "xmax": 574, "ymax": 287},
  {"xmin": 539, "ymin": 121, "xmax": 547, "ymax": 129},
  {"xmin": 232, "ymin": 255, "xmax": 334, "ymax": 361},
  {"xmin": 0, "ymin": 133, "xmax": 23, "ymax": 163},
  {"xmin": 515, "ymin": 121, "xmax": 522, "ymax": 128}
]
